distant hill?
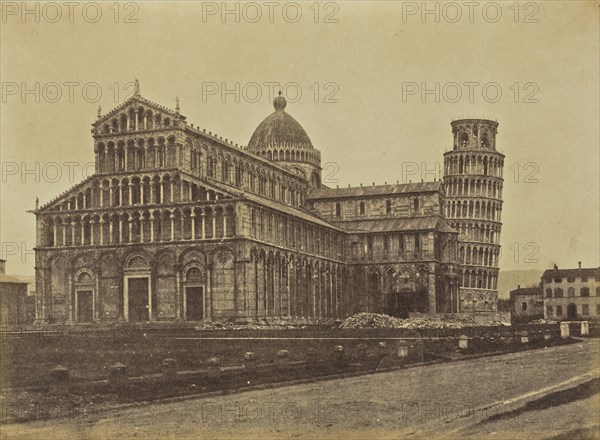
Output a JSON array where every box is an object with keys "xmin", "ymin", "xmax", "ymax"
[{"xmin": 498, "ymin": 270, "xmax": 543, "ymax": 299}]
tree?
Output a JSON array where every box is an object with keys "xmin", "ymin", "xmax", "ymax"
[{"xmin": 497, "ymin": 298, "xmax": 512, "ymax": 312}]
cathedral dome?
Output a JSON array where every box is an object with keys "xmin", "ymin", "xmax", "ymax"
[{"xmin": 247, "ymin": 94, "xmax": 313, "ymax": 151}]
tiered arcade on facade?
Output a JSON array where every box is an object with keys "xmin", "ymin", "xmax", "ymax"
[
  {"xmin": 443, "ymin": 119, "xmax": 505, "ymax": 312},
  {"xmin": 34, "ymin": 88, "xmax": 499, "ymax": 324}
]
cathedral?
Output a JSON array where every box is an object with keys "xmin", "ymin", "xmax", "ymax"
[{"xmin": 33, "ymin": 86, "xmax": 504, "ymax": 324}]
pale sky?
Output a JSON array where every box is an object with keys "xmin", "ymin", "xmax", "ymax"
[{"xmin": 1, "ymin": 1, "xmax": 598, "ymax": 275}]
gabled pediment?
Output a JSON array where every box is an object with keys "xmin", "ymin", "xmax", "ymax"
[{"xmin": 92, "ymin": 91, "xmax": 186, "ymax": 134}]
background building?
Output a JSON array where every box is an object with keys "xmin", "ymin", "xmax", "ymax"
[
  {"xmin": 34, "ymin": 89, "xmax": 483, "ymax": 324},
  {"xmin": 0, "ymin": 259, "xmax": 29, "ymax": 325},
  {"xmin": 443, "ymin": 119, "xmax": 504, "ymax": 313},
  {"xmin": 509, "ymin": 285, "xmax": 543, "ymax": 324},
  {"xmin": 542, "ymin": 263, "xmax": 600, "ymax": 320}
]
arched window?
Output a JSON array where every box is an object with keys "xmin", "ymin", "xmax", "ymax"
[
  {"xmin": 186, "ymin": 267, "xmax": 203, "ymax": 282},
  {"xmin": 222, "ymin": 161, "xmax": 230, "ymax": 182},
  {"xmin": 207, "ymin": 156, "xmax": 215, "ymax": 178},
  {"xmin": 545, "ymin": 288, "xmax": 553, "ymax": 298},
  {"xmin": 555, "ymin": 288, "xmax": 563, "ymax": 298},
  {"xmin": 568, "ymin": 287, "xmax": 575, "ymax": 297},
  {"xmin": 383, "ymin": 235, "xmax": 389, "ymax": 259},
  {"xmin": 481, "ymin": 133, "xmax": 489, "ymax": 148},
  {"xmin": 369, "ymin": 272, "xmax": 380, "ymax": 293},
  {"xmin": 414, "ymin": 233, "xmax": 420, "ymax": 256},
  {"xmin": 460, "ymin": 132, "xmax": 469, "ymax": 146},
  {"xmin": 359, "ymin": 201, "xmax": 365, "ymax": 216},
  {"xmin": 77, "ymin": 271, "xmax": 93, "ymax": 284},
  {"xmin": 335, "ymin": 202, "xmax": 341, "ymax": 218},
  {"xmin": 386, "ymin": 200, "xmax": 392, "ymax": 215}
]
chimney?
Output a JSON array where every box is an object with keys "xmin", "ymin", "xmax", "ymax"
[
  {"xmin": 518, "ymin": 284, "xmax": 521, "ymax": 289},
  {"xmin": 553, "ymin": 264, "xmax": 558, "ymax": 271},
  {"xmin": 0, "ymin": 259, "xmax": 5, "ymax": 275}
]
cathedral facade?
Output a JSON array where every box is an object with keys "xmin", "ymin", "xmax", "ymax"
[{"xmin": 33, "ymin": 89, "xmax": 501, "ymax": 324}]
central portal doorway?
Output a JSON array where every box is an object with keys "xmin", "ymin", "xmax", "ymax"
[
  {"xmin": 128, "ymin": 277, "xmax": 149, "ymax": 322},
  {"xmin": 185, "ymin": 286, "xmax": 204, "ymax": 321}
]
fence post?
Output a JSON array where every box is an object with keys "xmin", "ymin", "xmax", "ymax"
[
  {"xmin": 109, "ymin": 362, "xmax": 128, "ymax": 388},
  {"xmin": 458, "ymin": 335, "xmax": 469, "ymax": 349},
  {"xmin": 397, "ymin": 341, "xmax": 409, "ymax": 359},
  {"xmin": 162, "ymin": 358, "xmax": 178, "ymax": 380},
  {"xmin": 244, "ymin": 352, "xmax": 257, "ymax": 373},
  {"xmin": 306, "ymin": 347, "xmax": 318, "ymax": 369},
  {"xmin": 276, "ymin": 349, "xmax": 289, "ymax": 369},
  {"xmin": 333, "ymin": 345, "xmax": 346, "ymax": 369},
  {"xmin": 560, "ymin": 322, "xmax": 570, "ymax": 339},
  {"xmin": 207, "ymin": 357, "xmax": 221, "ymax": 379},
  {"xmin": 581, "ymin": 321, "xmax": 589, "ymax": 337},
  {"xmin": 50, "ymin": 364, "xmax": 70, "ymax": 393}
]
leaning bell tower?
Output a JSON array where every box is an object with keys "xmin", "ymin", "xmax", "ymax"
[{"xmin": 443, "ymin": 119, "xmax": 504, "ymax": 313}]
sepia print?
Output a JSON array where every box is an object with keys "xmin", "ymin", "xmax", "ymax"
[{"xmin": 0, "ymin": 1, "xmax": 598, "ymax": 439}]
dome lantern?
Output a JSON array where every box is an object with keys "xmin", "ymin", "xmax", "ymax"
[{"xmin": 273, "ymin": 91, "xmax": 287, "ymax": 112}]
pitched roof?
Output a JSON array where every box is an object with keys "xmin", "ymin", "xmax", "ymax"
[
  {"xmin": 0, "ymin": 274, "xmax": 30, "ymax": 284},
  {"xmin": 542, "ymin": 267, "xmax": 600, "ymax": 279},
  {"xmin": 330, "ymin": 216, "xmax": 457, "ymax": 234},
  {"xmin": 510, "ymin": 287, "xmax": 542, "ymax": 297},
  {"xmin": 308, "ymin": 181, "xmax": 442, "ymax": 200},
  {"xmin": 38, "ymin": 176, "xmax": 95, "ymax": 212},
  {"xmin": 243, "ymin": 192, "xmax": 341, "ymax": 231}
]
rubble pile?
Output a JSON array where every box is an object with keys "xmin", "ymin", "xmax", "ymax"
[
  {"xmin": 339, "ymin": 313, "xmax": 405, "ymax": 329},
  {"xmin": 193, "ymin": 317, "xmax": 337, "ymax": 331},
  {"xmin": 339, "ymin": 312, "xmax": 506, "ymax": 329},
  {"xmin": 529, "ymin": 318, "xmax": 558, "ymax": 324}
]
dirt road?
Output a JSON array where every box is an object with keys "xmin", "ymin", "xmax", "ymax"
[{"xmin": 2, "ymin": 340, "xmax": 599, "ymax": 440}]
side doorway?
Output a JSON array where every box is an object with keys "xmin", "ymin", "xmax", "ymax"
[
  {"xmin": 186, "ymin": 286, "xmax": 204, "ymax": 321},
  {"xmin": 183, "ymin": 266, "xmax": 206, "ymax": 321},
  {"xmin": 127, "ymin": 277, "xmax": 150, "ymax": 322},
  {"xmin": 76, "ymin": 290, "xmax": 94, "ymax": 323}
]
